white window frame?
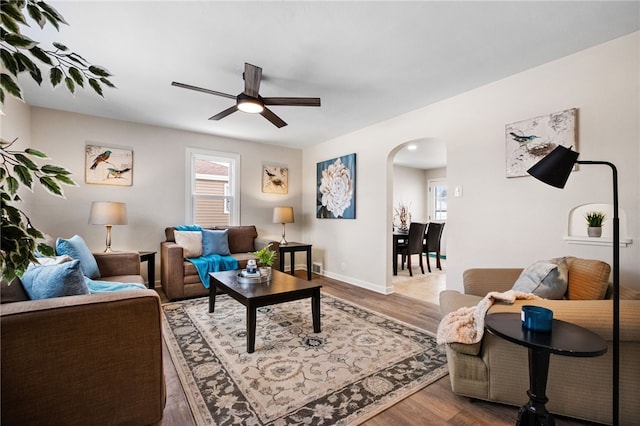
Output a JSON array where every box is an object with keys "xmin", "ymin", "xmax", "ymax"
[
  {"xmin": 428, "ymin": 178, "xmax": 447, "ymax": 221},
  {"xmin": 185, "ymin": 147, "xmax": 240, "ymax": 225}
]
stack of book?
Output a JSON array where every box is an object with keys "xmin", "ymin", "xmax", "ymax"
[{"xmin": 241, "ymin": 269, "xmax": 260, "ymax": 278}]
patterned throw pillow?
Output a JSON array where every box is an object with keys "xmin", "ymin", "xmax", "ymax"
[
  {"xmin": 174, "ymin": 230, "xmax": 203, "ymax": 258},
  {"xmin": 512, "ymin": 257, "xmax": 569, "ymax": 299}
]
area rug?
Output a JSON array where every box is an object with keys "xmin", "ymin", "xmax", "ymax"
[{"xmin": 162, "ymin": 294, "xmax": 448, "ymax": 425}]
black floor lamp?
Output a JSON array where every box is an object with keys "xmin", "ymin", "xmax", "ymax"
[{"xmin": 527, "ymin": 145, "xmax": 619, "ymax": 426}]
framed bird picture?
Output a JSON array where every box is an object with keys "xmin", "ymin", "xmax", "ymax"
[
  {"xmin": 262, "ymin": 164, "xmax": 288, "ymax": 194},
  {"xmin": 505, "ymin": 108, "xmax": 577, "ymax": 178},
  {"xmin": 85, "ymin": 144, "xmax": 133, "ymax": 186}
]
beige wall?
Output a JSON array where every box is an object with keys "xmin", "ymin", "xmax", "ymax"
[
  {"xmin": 5, "ymin": 33, "xmax": 638, "ymax": 293},
  {"xmin": 3, "ymin": 106, "xmax": 303, "ymax": 284},
  {"xmin": 303, "ymin": 32, "xmax": 640, "ymax": 293}
]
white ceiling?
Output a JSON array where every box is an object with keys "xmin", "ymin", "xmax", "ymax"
[{"xmin": 16, "ymin": 1, "xmax": 640, "ymax": 170}]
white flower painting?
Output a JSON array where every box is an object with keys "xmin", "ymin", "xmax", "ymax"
[
  {"xmin": 316, "ymin": 153, "xmax": 356, "ymax": 219},
  {"xmin": 505, "ymin": 108, "xmax": 577, "ymax": 178}
]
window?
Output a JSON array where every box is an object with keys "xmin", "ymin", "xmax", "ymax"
[
  {"xmin": 186, "ymin": 148, "xmax": 239, "ymax": 226},
  {"xmin": 428, "ymin": 179, "xmax": 447, "ymax": 221}
]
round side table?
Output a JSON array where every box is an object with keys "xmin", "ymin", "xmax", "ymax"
[{"xmin": 485, "ymin": 313, "xmax": 607, "ymax": 426}]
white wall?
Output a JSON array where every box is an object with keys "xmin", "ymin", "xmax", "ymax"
[
  {"xmin": 1, "ymin": 97, "xmax": 33, "ymax": 215},
  {"xmin": 5, "ymin": 107, "xmax": 303, "ymax": 283},
  {"xmin": 303, "ymin": 32, "xmax": 640, "ymax": 293},
  {"xmin": 392, "ymin": 165, "xmax": 426, "ymax": 223}
]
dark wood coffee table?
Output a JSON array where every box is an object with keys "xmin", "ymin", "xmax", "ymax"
[
  {"xmin": 485, "ymin": 313, "xmax": 607, "ymax": 426},
  {"xmin": 209, "ymin": 269, "xmax": 322, "ymax": 353}
]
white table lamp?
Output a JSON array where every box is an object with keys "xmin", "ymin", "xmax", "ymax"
[
  {"xmin": 273, "ymin": 206, "xmax": 294, "ymax": 245},
  {"xmin": 89, "ymin": 201, "xmax": 128, "ymax": 252}
]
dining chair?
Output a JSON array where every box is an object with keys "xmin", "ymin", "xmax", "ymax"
[
  {"xmin": 423, "ymin": 222, "xmax": 445, "ymax": 272},
  {"xmin": 397, "ymin": 222, "xmax": 427, "ymax": 277}
]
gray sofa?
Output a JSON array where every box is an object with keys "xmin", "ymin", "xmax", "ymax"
[{"xmin": 439, "ymin": 257, "xmax": 640, "ymax": 425}]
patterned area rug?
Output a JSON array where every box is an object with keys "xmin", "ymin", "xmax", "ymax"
[{"xmin": 162, "ymin": 294, "xmax": 448, "ymax": 425}]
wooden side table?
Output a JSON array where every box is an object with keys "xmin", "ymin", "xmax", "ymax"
[
  {"xmin": 139, "ymin": 251, "xmax": 156, "ymax": 289},
  {"xmin": 485, "ymin": 313, "xmax": 607, "ymax": 426},
  {"xmin": 278, "ymin": 242, "xmax": 312, "ymax": 280}
]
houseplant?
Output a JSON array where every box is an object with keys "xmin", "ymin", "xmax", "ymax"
[
  {"xmin": 585, "ymin": 211, "xmax": 606, "ymax": 237},
  {"xmin": 253, "ymin": 244, "xmax": 277, "ymax": 267},
  {"xmin": 1, "ymin": 1, "xmax": 114, "ymax": 281},
  {"xmin": 253, "ymin": 244, "xmax": 276, "ymax": 278}
]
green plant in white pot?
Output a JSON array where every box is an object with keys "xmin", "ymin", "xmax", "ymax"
[
  {"xmin": 585, "ymin": 211, "xmax": 606, "ymax": 238},
  {"xmin": 253, "ymin": 244, "xmax": 276, "ymax": 278}
]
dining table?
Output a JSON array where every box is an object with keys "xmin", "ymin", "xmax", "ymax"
[{"xmin": 392, "ymin": 230, "xmax": 409, "ymax": 275}]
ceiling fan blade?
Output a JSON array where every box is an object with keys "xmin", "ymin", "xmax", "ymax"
[
  {"xmin": 262, "ymin": 97, "xmax": 321, "ymax": 107},
  {"xmin": 243, "ymin": 63, "xmax": 262, "ymax": 98},
  {"xmin": 171, "ymin": 81, "xmax": 236, "ymax": 100},
  {"xmin": 209, "ymin": 105, "xmax": 238, "ymax": 121},
  {"xmin": 260, "ymin": 107, "xmax": 287, "ymax": 128}
]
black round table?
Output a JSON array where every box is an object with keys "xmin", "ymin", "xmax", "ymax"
[{"xmin": 485, "ymin": 313, "xmax": 607, "ymax": 426}]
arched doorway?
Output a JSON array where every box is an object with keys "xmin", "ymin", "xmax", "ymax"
[{"xmin": 390, "ymin": 139, "xmax": 447, "ymax": 303}]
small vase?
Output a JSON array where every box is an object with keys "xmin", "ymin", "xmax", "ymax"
[
  {"xmin": 587, "ymin": 227, "xmax": 602, "ymax": 238},
  {"xmin": 259, "ymin": 266, "xmax": 272, "ymax": 279}
]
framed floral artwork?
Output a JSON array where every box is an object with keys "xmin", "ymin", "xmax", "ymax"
[
  {"xmin": 316, "ymin": 153, "xmax": 356, "ymax": 219},
  {"xmin": 505, "ymin": 108, "xmax": 577, "ymax": 178},
  {"xmin": 262, "ymin": 164, "xmax": 288, "ymax": 194},
  {"xmin": 85, "ymin": 144, "xmax": 133, "ymax": 186}
]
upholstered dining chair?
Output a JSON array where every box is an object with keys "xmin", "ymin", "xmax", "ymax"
[
  {"xmin": 398, "ymin": 222, "xmax": 428, "ymax": 277},
  {"xmin": 423, "ymin": 222, "xmax": 445, "ymax": 272}
]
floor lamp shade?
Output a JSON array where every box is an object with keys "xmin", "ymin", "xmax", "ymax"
[
  {"xmin": 526, "ymin": 145, "xmax": 580, "ymax": 188},
  {"xmin": 273, "ymin": 206, "xmax": 294, "ymax": 245},
  {"xmin": 527, "ymin": 146, "xmax": 620, "ymax": 426},
  {"xmin": 89, "ymin": 201, "xmax": 128, "ymax": 252}
]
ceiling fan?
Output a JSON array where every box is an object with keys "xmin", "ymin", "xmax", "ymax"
[{"xmin": 171, "ymin": 63, "xmax": 321, "ymax": 128}]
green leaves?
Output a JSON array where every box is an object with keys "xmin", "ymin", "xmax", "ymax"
[
  {"xmin": 1, "ymin": 1, "xmax": 116, "ymax": 280},
  {"xmin": 1, "ymin": 0, "xmax": 116, "ymax": 104},
  {"xmin": 1, "ymin": 138, "xmax": 78, "ymax": 280}
]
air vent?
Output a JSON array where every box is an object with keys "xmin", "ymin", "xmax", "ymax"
[{"xmin": 312, "ymin": 262, "xmax": 323, "ymax": 275}]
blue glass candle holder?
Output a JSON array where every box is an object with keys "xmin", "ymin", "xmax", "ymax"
[{"xmin": 521, "ymin": 305, "xmax": 553, "ymax": 332}]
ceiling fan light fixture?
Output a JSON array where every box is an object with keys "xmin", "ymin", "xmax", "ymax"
[{"xmin": 237, "ymin": 94, "xmax": 264, "ymax": 113}]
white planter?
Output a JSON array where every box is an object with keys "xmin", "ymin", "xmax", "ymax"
[{"xmin": 587, "ymin": 227, "xmax": 602, "ymax": 237}]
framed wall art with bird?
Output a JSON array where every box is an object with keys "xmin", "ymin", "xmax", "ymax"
[
  {"xmin": 85, "ymin": 144, "xmax": 133, "ymax": 186},
  {"xmin": 262, "ymin": 164, "xmax": 288, "ymax": 194}
]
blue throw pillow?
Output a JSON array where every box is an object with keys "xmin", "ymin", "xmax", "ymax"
[
  {"xmin": 21, "ymin": 259, "xmax": 89, "ymax": 300},
  {"xmin": 56, "ymin": 235, "xmax": 101, "ymax": 279},
  {"xmin": 84, "ymin": 277, "xmax": 146, "ymax": 293},
  {"xmin": 202, "ymin": 229, "xmax": 231, "ymax": 256}
]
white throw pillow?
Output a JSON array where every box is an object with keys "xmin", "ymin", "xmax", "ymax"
[
  {"xmin": 174, "ymin": 231, "xmax": 203, "ymax": 258},
  {"xmin": 512, "ymin": 257, "xmax": 569, "ymax": 299}
]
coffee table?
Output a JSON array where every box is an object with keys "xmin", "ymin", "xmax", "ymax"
[
  {"xmin": 208, "ymin": 269, "xmax": 322, "ymax": 353},
  {"xmin": 485, "ymin": 313, "xmax": 607, "ymax": 426}
]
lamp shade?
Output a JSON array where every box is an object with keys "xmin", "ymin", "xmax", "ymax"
[
  {"xmin": 527, "ymin": 145, "xmax": 580, "ymax": 188},
  {"xmin": 88, "ymin": 201, "xmax": 128, "ymax": 225},
  {"xmin": 273, "ymin": 206, "xmax": 294, "ymax": 224}
]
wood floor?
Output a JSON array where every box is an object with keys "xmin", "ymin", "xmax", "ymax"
[{"xmin": 156, "ymin": 269, "xmax": 596, "ymax": 426}]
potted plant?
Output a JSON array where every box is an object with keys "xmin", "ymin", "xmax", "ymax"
[
  {"xmin": 585, "ymin": 211, "xmax": 606, "ymax": 237},
  {"xmin": 252, "ymin": 244, "xmax": 277, "ymax": 278}
]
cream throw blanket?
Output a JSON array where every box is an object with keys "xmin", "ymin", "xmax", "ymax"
[{"xmin": 437, "ymin": 290, "xmax": 541, "ymax": 345}]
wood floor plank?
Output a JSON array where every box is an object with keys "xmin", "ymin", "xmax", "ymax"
[{"xmin": 157, "ymin": 271, "xmax": 595, "ymax": 425}]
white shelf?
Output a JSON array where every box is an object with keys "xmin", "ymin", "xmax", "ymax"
[{"xmin": 563, "ymin": 236, "xmax": 633, "ymax": 247}]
